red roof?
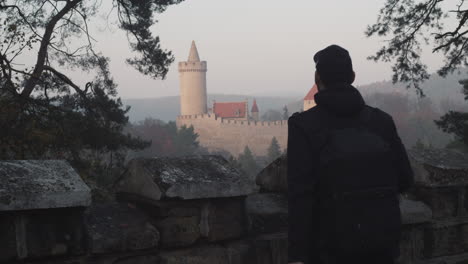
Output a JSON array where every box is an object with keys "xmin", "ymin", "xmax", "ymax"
[
  {"xmin": 304, "ymin": 84, "xmax": 318, "ymax": 101},
  {"xmin": 213, "ymin": 102, "xmax": 247, "ymax": 118},
  {"xmin": 251, "ymin": 99, "xmax": 259, "ymax": 112}
]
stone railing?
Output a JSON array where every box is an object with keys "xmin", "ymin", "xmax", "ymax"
[{"xmin": 1, "ymin": 148, "xmax": 468, "ymax": 263}]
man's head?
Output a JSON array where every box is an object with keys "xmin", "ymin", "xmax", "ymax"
[{"xmin": 314, "ymin": 45, "xmax": 355, "ymax": 91}]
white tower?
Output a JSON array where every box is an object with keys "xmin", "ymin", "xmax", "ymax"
[{"xmin": 178, "ymin": 41, "xmax": 208, "ymax": 116}]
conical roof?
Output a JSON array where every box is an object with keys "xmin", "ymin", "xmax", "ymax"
[
  {"xmin": 251, "ymin": 99, "xmax": 259, "ymax": 112},
  {"xmin": 188, "ymin": 40, "xmax": 200, "ymax": 62}
]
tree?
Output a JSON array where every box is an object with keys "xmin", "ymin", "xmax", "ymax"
[
  {"xmin": 237, "ymin": 146, "xmax": 259, "ymax": 179},
  {"xmin": 368, "ymin": 0, "xmax": 468, "ymax": 148},
  {"xmin": 283, "ymin": 105, "xmax": 289, "ymax": 120},
  {"xmin": 267, "ymin": 137, "xmax": 282, "ymax": 164},
  {"xmin": 128, "ymin": 120, "xmax": 200, "ymax": 158},
  {"xmin": 174, "ymin": 124, "xmax": 200, "ymax": 156},
  {"xmin": 367, "ymin": 0, "xmax": 468, "ymax": 95},
  {"xmin": 0, "ymin": 1, "xmax": 183, "ymax": 163},
  {"xmin": 261, "ymin": 109, "xmax": 282, "ymax": 121}
]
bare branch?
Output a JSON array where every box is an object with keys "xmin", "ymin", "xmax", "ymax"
[
  {"xmin": 21, "ymin": 0, "xmax": 82, "ymax": 98},
  {"xmin": 43, "ymin": 65, "xmax": 86, "ymax": 97}
]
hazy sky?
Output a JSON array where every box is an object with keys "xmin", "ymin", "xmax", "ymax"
[{"xmin": 69, "ymin": 0, "xmax": 449, "ymax": 99}]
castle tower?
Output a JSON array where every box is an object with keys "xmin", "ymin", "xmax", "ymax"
[
  {"xmin": 303, "ymin": 84, "xmax": 318, "ymax": 111},
  {"xmin": 251, "ymin": 99, "xmax": 259, "ymax": 121},
  {"xmin": 178, "ymin": 41, "xmax": 208, "ymax": 116}
]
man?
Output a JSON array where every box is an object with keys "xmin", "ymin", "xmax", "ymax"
[{"xmin": 287, "ymin": 45, "xmax": 414, "ymax": 264}]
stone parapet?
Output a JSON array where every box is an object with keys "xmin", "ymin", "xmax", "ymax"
[
  {"xmin": 116, "ymin": 156, "xmax": 257, "ymax": 201},
  {"xmin": 4, "ymin": 150, "xmax": 468, "ymax": 263},
  {"xmin": 0, "ymin": 160, "xmax": 91, "ymax": 211}
]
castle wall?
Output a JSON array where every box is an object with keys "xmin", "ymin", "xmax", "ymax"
[{"xmin": 177, "ymin": 114, "xmax": 287, "ymax": 156}]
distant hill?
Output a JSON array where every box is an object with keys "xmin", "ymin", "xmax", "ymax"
[
  {"xmin": 124, "ymin": 71, "xmax": 468, "ymax": 123},
  {"xmin": 123, "ymin": 94, "xmax": 300, "ymax": 123},
  {"xmin": 358, "ymin": 71, "xmax": 467, "ymax": 103}
]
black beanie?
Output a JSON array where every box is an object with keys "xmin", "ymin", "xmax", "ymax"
[{"xmin": 314, "ymin": 45, "xmax": 354, "ymax": 85}]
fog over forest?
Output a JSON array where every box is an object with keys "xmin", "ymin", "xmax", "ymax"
[{"xmin": 125, "ymin": 70, "xmax": 468, "ymax": 151}]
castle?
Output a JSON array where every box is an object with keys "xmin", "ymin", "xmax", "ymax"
[{"xmin": 176, "ymin": 41, "xmax": 317, "ymax": 156}]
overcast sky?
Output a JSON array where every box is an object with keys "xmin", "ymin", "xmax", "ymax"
[{"xmin": 70, "ymin": 0, "xmax": 450, "ymax": 99}]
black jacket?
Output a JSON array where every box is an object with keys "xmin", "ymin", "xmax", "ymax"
[{"xmin": 287, "ymin": 83, "xmax": 414, "ymax": 263}]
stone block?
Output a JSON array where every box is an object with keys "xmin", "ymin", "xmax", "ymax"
[
  {"xmin": 409, "ymin": 148, "xmax": 468, "ymax": 187},
  {"xmin": 245, "ymin": 193, "xmax": 288, "ymax": 234},
  {"xmin": 158, "ymin": 245, "xmax": 228, "ymax": 264},
  {"xmin": 253, "ymin": 233, "xmax": 288, "ymax": 264},
  {"xmin": 412, "ymin": 186, "xmax": 460, "ymax": 220},
  {"xmin": 225, "ymin": 240, "xmax": 257, "ymax": 264},
  {"xmin": 112, "ymin": 255, "xmax": 160, "ymax": 264},
  {"xmin": 400, "ymin": 198, "xmax": 432, "ymax": 225},
  {"xmin": 0, "ymin": 207, "xmax": 87, "ymax": 261},
  {"xmin": 0, "ymin": 213, "xmax": 18, "ymax": 262},
  {"xmin": 423, "ymin": 219, "xmax": 468, "ymax": 258},
  {"xmin": 0, "ymin": 160, "xmax": 91, "ymax": 211},
  {"xmin": 129, "ymin": 197, "xmax": 246, "ymax": 245},
  {"xmin": 398, "ymin": 225, "xmax": 425, "ymax": 263},
  {"xmin": 117, "ymin": 156, "xmax": 256, "ymax": 201},
  {"xmin": 256, "ymin": 155, "xmax": 287, "ymax": 193},
  {"xmin": 155, "ymin": 216, "xmax": 201, "ymax": 248},
  {"xmin": 85, "ymin": 203, "xmax": 159, "ymax": 254},
  {"xmin": 200, "ymin": 198, "xmax": 246, "ymax": 242}
]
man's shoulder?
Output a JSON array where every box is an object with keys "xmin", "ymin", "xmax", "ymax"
[
  {"xmin": 365, "ymin": 105, "xmax": 394, "ymax": 123},
  {"xmin": 289, "ymin": 106, "xmax": 322, "ymax": 123},
  {"xmin": 288, "ymin": 107, "xmax": 324, "ymax": 134}
]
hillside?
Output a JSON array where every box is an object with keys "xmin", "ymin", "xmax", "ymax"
[
  {"xmin": 124, "ymin": 70, "xmax": 468, "ymax": 123},
  {"xmin": 123, "ymin": 94, "xmax": 300, "ymax": 123}
]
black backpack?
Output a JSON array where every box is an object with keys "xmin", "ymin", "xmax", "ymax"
[{"xmin": 316, "ymin": 106, "xmax": 401, "ymax": 255}]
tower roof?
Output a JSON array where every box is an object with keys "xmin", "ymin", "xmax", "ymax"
[
  {"xmin": 213, "ymin": 102, "xmax": 247, "ymax": 118},
  {"xmin": 188, "ymin": 40, "xmax": 200, "ymax": 62},
  {"xmin": 251, "ymin": 99, "xmax": 259, "ymax": 112},
  {"xmin": 304, "ymin": 84, "xmax": 318, "ymax": 101}
]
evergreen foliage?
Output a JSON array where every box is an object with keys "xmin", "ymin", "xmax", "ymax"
[
  {"xmin": 0, "ymin": 1, "xmax": 184, "ymax": 168},
  {"xmin": 369, "ymin": 0, "xmax": 468, "ymax": 149},
  {"xmin": 267, "ymin": 137, "xmax": 282, "ymax": 164},
  {"xmin": 237, "ymin": 146, "xmax": 260, "ymax": 179},
  {"xmin": 128, "ymin": 118, "xmax": 200, "ymax": 157}
]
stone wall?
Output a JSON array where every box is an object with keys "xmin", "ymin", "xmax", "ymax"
[
  {"xmin": 177, "ymin": 114, "xmax": 287, "ymax": 156},
  {"xmin": 256, "ymin": 148, "xmax": 468, "ymax": 264},
  {"xmin": 0, "ymin": 157, "xmax": 287, "ymax": 264},
  {"xmin": 2, "ymin": 149, "xmax": 468, "ymax": 263}
]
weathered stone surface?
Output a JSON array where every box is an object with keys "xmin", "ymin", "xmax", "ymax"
[
  {"xmin": 412, "ymin": 186, "xmax": 460, "ymax": 220},
  {"xmin": 117, "ymin": 156, "xmax": 256, "ymax": 200},
  {"xmin": 253, "ymin": 233, "xmax": 288, "ymax": 264},
  {"xmin": 225, "ymin": 240, "xmax": 257, "ymax": 264},
  {"xmin": 155, "ymin": 216, "xmax": 201, "ymax": 248},
  {"xmin": 423, "ymin": 219, "xmax": 468, "ymax": 258},
  {"xmin": 0, "ymin": 213, "xmax": 18, "ymax": 262},
  {"xmin": 400, "ymin": 198, "xmax": 432, "ymax": 225},
  {"xmin": 112, "ymin": 255, "xmax": 160, "ymax": 264},
  {"xmin": 420, "ymin": 252, "xmax": 468, "ymax": 264},
  {"xmin": 409, "ymin": 148, "xmax": 468, "ymax": 187},
  {"xmin": 256, "ymin": 155, "xmax": 287, "ymax": 193},
  {"xmin": 85, "ymin": 203, "xmax": 159, "ymax": 254},
  {"xmin": 18, "ymin": 208, "xmax": 86, "ymax": 259},
  {"xmin": 158, "ymin": 245, "xmax": 228, "ymax": 264},
  {"xmin": 21, "ymin": 253, "xmax": 161, "ymax": 264},
  {"xmin": 0, "ymin": 160, "xmax": 91, "ymax": 211},
  {"xmin": 245, "ymin": 193, "xmax": 288, "ymax": 234},
  {"xmin": 398, "ymin": 225, "xmax": 425, "ymax": 264},
  {"xmin": 199, "ymin": 198, "xmax": 246, "ymax": 242},
  {"xmin": 123, "ymin": 197, "xmax": 245, "ymax": 247}
]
